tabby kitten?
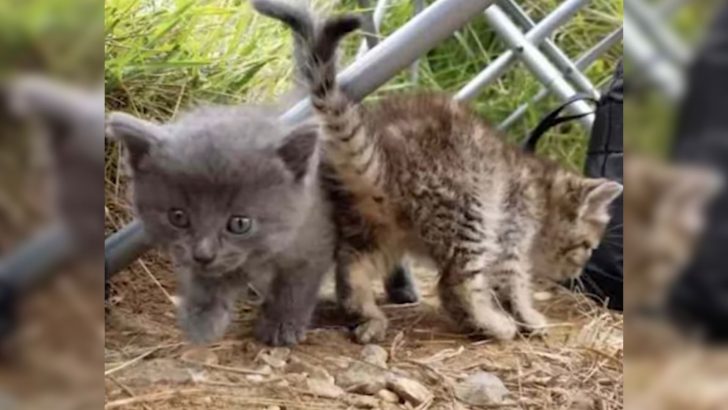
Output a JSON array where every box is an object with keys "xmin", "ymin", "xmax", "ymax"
[
  {"xmin": 254, "ymin": 0, "xmax": 623, "ymax": 343},
  {"xmin": 106, "ymin": 106, "xmax": 335, "ymax": 346},
  {"xmin": 623, "ymin": 155, "xmax": 721, "ymax": 314}
]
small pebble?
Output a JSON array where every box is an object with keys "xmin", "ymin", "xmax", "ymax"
[
  {"xmin": 386, "ymin": 375, "xmax": 433, "ymax": 406},
  {"xmin": 376, "ymin": 389, "xmax": 400, "ymax": 403},
  {"xmin": 361, "ymin": 344, "xmax": 389, "ymax": 368},
  {"xmin": 306, "ymin": 378, "xmax": 345, "ymax": 399},
  {"xmin": 454, "ymin": 371, "xmax": 509, "ymax": 405}
]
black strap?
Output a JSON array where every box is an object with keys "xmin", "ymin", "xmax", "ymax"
[{"xmin": 523, "ymin": 93, "xmax": 598, "ymax": 152}]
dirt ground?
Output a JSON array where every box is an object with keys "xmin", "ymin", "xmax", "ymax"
[{"xmin": 104, "ymin": 251, "xmax": 623, "ymax": 410}]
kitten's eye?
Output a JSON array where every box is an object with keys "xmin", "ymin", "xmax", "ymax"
[
  {"xmin": 227, "ymin": 216, "xmax": 253, "ymax": 235},
  {"xmin": 168, "ymin": 208, "xmax": 190, "ymax": 228}
]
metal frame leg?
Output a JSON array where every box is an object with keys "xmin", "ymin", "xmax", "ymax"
[
  {"xmin": 497, "ymin": 0, "xmax": 599, "ymax": 98},
  {"xmin": 455, "ymin": 0, "xmax": 589, "ymax": 101},
  {"xmin": 476, "ymin": 4, "xmax": 595, "ymax": 129},
  {"xmin": 499, "ymin": 28, "xmax": 623, "ymax": 130}
]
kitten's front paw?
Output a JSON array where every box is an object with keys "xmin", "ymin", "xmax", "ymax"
[
  {"xmin": 179, "ymin": 303, "xmax": 232, "ymax": 344},
  {"xmin": 353, "ymin": 317, "xmax": 388, "ymax": 344},
  {"xmin": 475, "ymin": 315, "xmax": 518, "ymax": 341},
  {"xmin": 519, "ymin": 310, "xmax": 549, "ymax": 336},
  {"xmin": 254, "ymin": 314, "xmax": 307, "ymax": 347}
]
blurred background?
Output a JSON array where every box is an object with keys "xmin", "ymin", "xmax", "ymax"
[
  {"xmin": 0, "ymin": 0, "xmax": 103, "ymax": 408},
  {"xmin": 624, "ymin": 0, "xmax": 728, "ymax": 409}
]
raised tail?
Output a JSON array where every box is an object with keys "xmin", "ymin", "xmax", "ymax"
[{"xmin": 253, "ymin": 0, "xmax": 387, "ymax": 199}]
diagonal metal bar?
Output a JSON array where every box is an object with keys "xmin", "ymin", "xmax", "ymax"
[
  {"xmin": 455, "ymin": 0, "xmax": 588, "ymax": 101},
  {"xmin": 105, "ymin": 0, "xmax": 497, "ymax": 277},
  {"xmin": 357, "ymin": 0, "xmax": 391, "ymax": 58},
  {"xmin": 626, "ymin": 0, "xmax": 689, "ymax": 66},
  {"xmin": 497, "ymin": 0, "xmax": 598, "ymax": 98},
  {"xmin": 357, "ymin": 0, "xmax": 380, "ymax": 51},
  {"xmin": 472, "ymin": 4, "xmax": 594, "ymax": 129},
  {"xmin": 0, "ymin": 224, "xmax": 75, "ymax": 291},
  {"xmin": 624, "ymin": 13, "xmax": 683, "ymax": 100},
  {"xmin": 499, "ymin": 27, "xmax": 622, "ymax": 130}
]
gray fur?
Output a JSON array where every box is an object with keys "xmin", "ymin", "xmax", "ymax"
[{"xmin": 107, "ymin": 106, "xmax": 335, "ymax": 346}]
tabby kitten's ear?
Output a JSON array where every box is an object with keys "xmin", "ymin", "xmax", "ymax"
[
  {"xmin": 106, "ymin": 112, "xmax": 165, "ymax": 170},
  {"xmin": 277, "ymin": 124, "xmax": 319, "ymax": 182},
  {"xmin": 578, "ymin": 178, "xmax": 623, "ymax": 223}
]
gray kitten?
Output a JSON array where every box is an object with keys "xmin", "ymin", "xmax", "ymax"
[{"xmin": 106, "ymin": 105, "xmax": 335, "ymax": 346}]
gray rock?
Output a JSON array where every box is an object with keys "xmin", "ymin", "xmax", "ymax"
[
  {"xmin": 306, "ymin": 378, "xmax": 345, "ymax": 398},
  {"xmin": 336, "ymin": 362, "xmax": 388, "ymax": 395},
  {"xmin": 376, "ymin": 389, "xmax": 401, "ymax": 403},
  {"xmin": 258, "ymin": 347, "xmax": 290, "ymax": 369},
  {"xmin": 361, "ymin": 344, "xmax": 389, "ymax": 368},
  {"xmin": 344, "ymin": 394, "xmax": 380, "ymax": 408},
  {"xmin": 454, "ymin": 372, "xmax": 509, "ymax": 405},
  {"xmin": 386, "ymin": 375, "xmax": 433, "ymax": 406},
  {"xmin": 287, "ymin": 356, "xmax": 335, "ymax": 383}
]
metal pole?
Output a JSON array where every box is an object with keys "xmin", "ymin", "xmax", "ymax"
[
  {"xmin": 624, "ymin": 14, "xmax": 683, "ymax": 100},
  {"xmin": 104, "ymin": 220, "xmax": 149, "ymax": 276},
  {"xmin": 0, "ymin": 224, "xmax": 75, "ymax": 291},
  {"xmin": 499, "ymin": 27, "xmax": 623, "ymax": 130},
  {"xmin": 478, "ymin": 5, "xmax": 594, "ymax": 129},
  {"xmin": 455, "ymin": 0, "xmax": 588, "ymax": 101},
  {"xmin": 626, "ymin": 0, "xmax": 689, "ymax": 66},
  {"xmin": 105, "ymin": 0, "xmax": 497, "ymax": 277},
  {"xmin": 497, "ymin": 0, "xmax": 598, "ymax": 99},
  {"xmin": 357, "ymin": 0, "xmax": 391, "ymax": 58},
  {"xmin": 357, "ymin": 0, "xmax": 380, "ymax": 52}
]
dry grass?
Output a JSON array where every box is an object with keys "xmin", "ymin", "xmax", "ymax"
[{"xmin": 106, "ymin": 245, "xmax": 623, "ymax": 409}]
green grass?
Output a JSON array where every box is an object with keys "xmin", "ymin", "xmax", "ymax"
[
  {"xmin": 105, "ymin": 0, "xmax": 623, "ymax": 171},
  {"xmin": 0, "ymin": 0, "xmax": 103, "ymax": 80}
]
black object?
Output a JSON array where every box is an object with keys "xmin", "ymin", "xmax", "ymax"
[
  {"xmin": 526, "ymin": 60, "xmax": 624, "ymax": 310},
  {"xmin": 0, "ymin": 279, "xmax": 17, "ymax": 343},
  {"xmin": 668, "ymin": 3, "xmax": 728, "ymax": 341},
  {"xmin": 522, "ymin": 93, "xmax": 597, "ymax": 152}
]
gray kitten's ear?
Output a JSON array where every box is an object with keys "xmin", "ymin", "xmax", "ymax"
[
  {"xmin": 579, "ymin": 179, "xmax": 623, "ymax": 223},
  {"xmin": 277, "ymin": 124, "xmax": 318, "ymax": 181},
  {"xmin": 106, "ymin": 112, "xmax": 164, "ymax": 170}
]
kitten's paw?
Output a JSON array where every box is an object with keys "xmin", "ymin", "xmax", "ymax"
[
  {"xmin": 179, "ymin": 304, "xmax": 231, "ymax": 344},
  {"xmin": 476, "ymin": 315, "xmax": 518, "ymax": 341},
  {"xmin": 353, "ymin": 317, "xmax": 388, "ymax": 344},
  {"xmin": 254, "ymin": 315, "xmax": 307, "ymax": 347},
  {"xmin": 519, "ymin": 310, "xmax": 549, "ymax": 336}
]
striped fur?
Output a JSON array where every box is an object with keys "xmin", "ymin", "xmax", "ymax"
[
  {"xmin": 253, "ymin": 0, "xmax": 386, "ymax": 202},
  {"xmin": 256, "ymin": 2, "xmax": 622, "ymax": 343}
]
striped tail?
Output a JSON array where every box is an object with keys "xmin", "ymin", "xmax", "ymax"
[{"xmin": 253, "ymin": 0, "xmax": 387, "ymax": 198}]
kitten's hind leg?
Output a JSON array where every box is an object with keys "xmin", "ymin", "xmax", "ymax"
[
  {"xmin": 438, "ymin": 271, "xmax": 517, "ymax": 341},
  {"xmin": 384, "ymin": 261, "xmax": 419, "ymax": 304},
  {"xmin": 336, "ymin": 251, "xmax": 389, "ymax": 343}
]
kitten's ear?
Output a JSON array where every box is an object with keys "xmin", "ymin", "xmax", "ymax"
[
  {"xmin": 578, "ymin": 179, "xmax": 623, "ymax": 223},
  {"xmin": 277, "ymin": 124, "xmax": 318, "ymax": 182},
  {"xmin": 106, "ymin": 112, "xmax": 164, "ymax": 170}
]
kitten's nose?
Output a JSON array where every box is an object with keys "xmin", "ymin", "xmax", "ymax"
[
  {"xmin": 193, "ymin": 253, "xmax": 215, "ymax": 266},
  {"xmin": 193, "ymin": 237, "xmax": 217, "ymax": 267}
]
